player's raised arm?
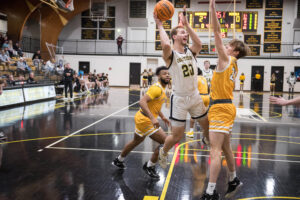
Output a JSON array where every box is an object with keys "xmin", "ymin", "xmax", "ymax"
[
  {"xmin": 154, "ymin": 12, "xmax": 172, "ymax": 67},
  {"xmin": 210, "ymin": 0, "xmax": 229, "ymax": 67},
  {"xmin": 180, "ymin": 6, "xmax": 202, "ymax": 56}
]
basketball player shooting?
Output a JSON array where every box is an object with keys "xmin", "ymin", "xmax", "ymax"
[{"xmin": 154, "ymin": 5, "xmax": 209, "ymax": 169}]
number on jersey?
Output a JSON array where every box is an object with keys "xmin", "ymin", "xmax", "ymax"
[{"xmin": 182, "ymin": 64, "xmax": 194, "ymax": 77}]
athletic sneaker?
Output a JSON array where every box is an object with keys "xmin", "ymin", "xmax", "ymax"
[
  {"xmin": 225, "ymin": 177, "xmax": 243, "ymax": 198},
  {"xmin": 186, "ymin": 131, "xmax": 194, "ymax": 138},
  {"xmin": 0, "ymin": 132, "xmax": 7, "ymax": 140},
  {"xmin": 112, "ymin": 157, "xmax": 126, "ymax": 169},
  {"xmin": 200, "ymin": 190, "xmax": 219, "ymax": 200},
  {"xmin": 143, "ymin": 162, "xmax": 160, "ymax": 179},
  {"xmin": 158, "ymin": 147, "xmax": 168, "ymax": 169}
]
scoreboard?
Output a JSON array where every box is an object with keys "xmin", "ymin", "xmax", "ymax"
[{"xmin": 192, "ymin": 11, "xmax": 257, "ymax": 32}]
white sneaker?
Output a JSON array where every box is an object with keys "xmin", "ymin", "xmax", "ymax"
[
  {"xmin": 70, "ymin": 97, "xmax": 74, "ymax": 101},
  {"xmin": 158, "ymin": 147, "xmax": 168, "ymax": 169},
  {"xmin": 63, "ymin": 97, "xmax": 68, "ymax": 101},
  {"xmin": 186, "ymin": 131, "xmax": 194, "ymax": 138}
]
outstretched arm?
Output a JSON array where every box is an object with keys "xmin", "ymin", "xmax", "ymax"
[
  {"xmin": 154, "ymin": 12, "xmax": 172, "ymax": 67},
  {"xmin": 180, "ymin": 6, "xmax": 202, "ymax": 56},
  {"xmin": 270, "ymin": 96, "xmax": 300, "ymax": 106},
  {"xmin": 210, "ymin": 0, "xmax": 229, "ymax": 69}
]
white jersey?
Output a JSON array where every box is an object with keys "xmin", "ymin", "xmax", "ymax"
[
  {"xmin": 288, "ymin": 76, "xmax": 296, "ymax": 85},
  {"xmin": 168, "ymin": 48, "xmax": 198, "ymax": 96},
  {"xmin": 202, "ymin": 68, "xmax": 213, "ymax": 83}
]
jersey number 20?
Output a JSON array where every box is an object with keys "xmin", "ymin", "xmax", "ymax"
[{"xmin": 182, "ymin": 64, "xmax": 194, "ymax": 77}]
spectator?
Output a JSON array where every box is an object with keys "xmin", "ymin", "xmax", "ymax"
[
  {"xmin": 0, "ymin": 34, "xmax": 4, "ymax": 47},
  {"xmin": 63, "ymin": 63, "xmax": 74, "ymax": 100},
  {"xmin": 17, "ymin": 57, "xmax": 31, "ymax": 75},
  {"xmin": 32, "ymin": 50, "xmax": 42, "ymax": 60},
  {"xmin": 27, "ymin": 72, "xmax": 37, "ymax": 84},
  {"xmin": 44, "ymin": 58, "xmax": 55, "ymax": 76},
  {"xmin": 15, "ymin": 75, "xmax": 25, "ymax": 85},
  {"xmin": 116, "ymin": 35, "xmax": 124, "ymax": 55},
  {"xmin": 6, "ymin": 75, "xmax": 15, "ymax": 86},
  {"xmin": 287, "ymin": 72, "xmax": 297, "ymax": 95},
  {"xmin": 0, "ymin": 79, "xmax": 4, "ymax": 95},
  {"xmin": 56, "ymin": 62, "xmax": 64, "ymax": 76},
  {"xmin": 3, "ymin": 47, "xmax": 11, "ymax": 58},
  {"xmin": 7, "ymin": 40, "xmax": 17, "ymax": 57},
  {"xmin": 253, "ymin": 70, "xmax": 261, "ymax": 92},
  {"xmin": 2, "ymin": 40, "xmax": 8, "ymax": 49},
  {"xmin": 0, "ymin": 49, "xmax": 11, "ymax": 70},
  {"xmin": 33, "ymin": 56, "xmax": 41, "ymax": 71},
  {"xmin": 13, "ymin": 42, "xmax": 23, "ymax": 57}
]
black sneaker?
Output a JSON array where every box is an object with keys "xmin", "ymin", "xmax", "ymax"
[
  {"xmin": 112, "ymin": 157, "xmax": 126, "ymax": 169},
  {"xmin": 143, "ymin": 162, "xmax": 160, "ymax": 179},
  {"xmin": 225, "ymin": 177, "xmax": 243, "ymax": 198},
  {"xmin": 200, "ymin": 190, "xmax": 219, "ymax": 200}
]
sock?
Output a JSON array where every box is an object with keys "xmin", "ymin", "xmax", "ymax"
[
  {"xmin": 190, "ymin": 128, "xmax": 194, "ymax": 133},
  {"xmin": 147, "ymin": 160, "xmax": 156, "ymax": 167},
  {"xmin": 118, "ymin": 155, "xmax": 125, "ymax": 162},
  {"xmin": 229, "ymin": 171, "xmax": 236, "ymax": 182},
  {"xmin": 206, "ymin": 182, "xmax": 216, "ymax": 195}
]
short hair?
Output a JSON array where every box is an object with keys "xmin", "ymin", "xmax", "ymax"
[
  {"xmin": 0, "ymin": 79, "xmax": 4, "ymax": 84},
  {"xmin": 229, "ymin": 39, "xmax": 250, "ymax": 59},
  {"xmin": 156, "ymin": 66, "xmax": 168, "ymax": 76},
  {"xmin": 204, "ymin": 60, "xmax": 210, "ymax": 64},
  {"xmin": 170, "ymin": 26, "xmax": 184, "ymax": 43},
  {"xmin": 197, "ymin": 68, "xmax": 203, "ymax": 76}
]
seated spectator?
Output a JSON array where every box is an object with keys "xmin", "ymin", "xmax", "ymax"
[
  {"xmin": 44, "ymin": 58, "xmax": 55, "ymax": 76},
  {"xmin": 0, "ymin": 34, "xmax": 4, "ymax": 48},
  {"xmin": 32, "ymin": 50, "xmax": 41, "ymax": 60},
  {"xmin": 33, "ymin": 56, "xmax": 41, "ymax": 70},
  {"xmin": 13, "ymin": 42, "xmax": 23, "ymax": 57},
  {"xmin": 56, "ymin": 63, "xmax": 64, "ymax": 76},
  {"xmin": 2, "ymin": 40, "xmax": 8, "ymax": 49},
  {"xmin": 0, "ymin": 79, "xmax": 4, "ymax": 95},
  {"xmin": 15, "ymin": 75, "xmax": 26, "ymax": 85},
  {"xmin": 17, "ymin": 57, "xmax": 31, "ymax": 75},
  {"xmin": 27, "ymin": 72, "xmax": 37, "ymax": 84},
  {"xmin": 6, "ymin": 75, "xmax": 15, "ymax": 86},
  {"xmin": 0, "ymin": 49, "xmax": 11, "ymax": 70}
]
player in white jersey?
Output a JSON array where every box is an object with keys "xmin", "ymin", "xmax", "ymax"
[
  {"xmin": 154, "ymin": 6, "xmax": 209, "ymax": 169},
  {"xmin": 202, "ymin": 60, "xmax": 213, "ymax": 87},
  {"xmin": 287, "ymin": 72, "xmax": 297, "ymax": 95}
]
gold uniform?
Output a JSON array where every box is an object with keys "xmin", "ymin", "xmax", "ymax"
[
  {"xmin": 135, "ymin": 82, "xmax": 167, "ymax": 137},
  {"xmin": 239, "ymin": 75, "xmax": 245, "ymax": 85},
  {"xmin": 197, "ymin": 76, "xmax": 210, "ymax": 107},
  {"xmin": 208, "ymin": 56, "xmax": 238, "ymax": 134}
]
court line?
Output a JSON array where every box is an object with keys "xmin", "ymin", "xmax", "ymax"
[
  {"xmin": 46, "ymin": 146, "xmax": 300, "ymax": 163},
  {"xmin": 41, "ymin": 100, "xmax": 139, "ymax": 150}
]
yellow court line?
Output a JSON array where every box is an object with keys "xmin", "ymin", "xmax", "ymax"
[
  {"xmin": 238, "ymin": 197, "xmax": 300, "ymax": 200},
  {"xmin": 0, "ymin": 132, "xmax": 134, "ymax": 145},
  {"xmin": 160, "ymin": 139, "xmax": 200, "ymax": 200},
  {"xmin": 159, "ymin": 137, "xmax": 300, "ymax": 200},
  {"xmin": 189, "ymin": 149, "xmax": 300, "ymax": 158},
  {"xmin": 250, "ymin": 109, "xmax": 267, "ymax": 122},
  {"xmin": 143, "ymin": 196, "xmax": 159, "ymax": 200}
]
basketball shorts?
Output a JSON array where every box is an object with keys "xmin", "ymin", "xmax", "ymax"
[
  {"xmin": 200, "ymin": 94, "xmax": 210, "ymax": 108},
  {"xmin": 170, "ymin": 93, "xmax": 208, "ymax": 124},
  {"xmin": 208, "ymin": 103, "xmax": 236, "ymax": 134},
  {"xmin": 134, "ymin": 111, "xmax": 160, "ymax": 137},
  {"xmin": 240, "ymin": 80, "xmax": 244, "ymax": 85}
]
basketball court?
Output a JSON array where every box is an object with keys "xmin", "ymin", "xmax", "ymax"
[{"xmin": 0, "ymin": 0, "xmax": 300, "ymax": 199}]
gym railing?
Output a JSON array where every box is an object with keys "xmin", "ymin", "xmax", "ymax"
[{"xmin": 21, "ymin": 36, "xmax": 300, "ymax": 58}]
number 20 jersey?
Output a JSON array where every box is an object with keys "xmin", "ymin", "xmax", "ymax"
[{"xmin": 168, "ymin": 48, "xmax": 198, "ymax": 97}]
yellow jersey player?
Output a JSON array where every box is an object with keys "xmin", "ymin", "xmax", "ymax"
[
  {"xmin": 112, "ymin": 66, "xmax": 171, "ymax": 179},
  {"xmin": 201, "ymin": 1, "xmax": 250, "ymax": 199},
  {"xmin": 186, "ymin": 68, "xmax": 210, "ymax": 139},
  {"xmin": 239, "ymin": 73, "xmax": 245, "ymax": 93}
]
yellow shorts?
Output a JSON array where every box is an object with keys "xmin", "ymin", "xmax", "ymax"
[
  {"xmin": 208, "ymin": 103, "xmax": 236, "ymax": 134},
  {"xmin": 134, "ymin": 111, "xmax": 159, "ymax": 137},
  {"xmin": 201, "ymin": 95, "xmax": 210, "ymax": 108}
]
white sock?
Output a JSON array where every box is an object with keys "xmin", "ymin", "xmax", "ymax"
[
  {"xmin": 229, "ymin": 171, "xmax": 236, "ymax": 182},
  {"xmin": 190, "ymin": 128, "xmax": 194, "ymax": 132},
  {"xmin": 118, "ymin": 155, "xmax": 125, "ymax": 162},
  {"xmin": 147, "ymin": 160, "xmax": 156, "ymax": 167},
  {"xmin": 206, "ymin": 182, "xmax": 216, "ymax": 195}
]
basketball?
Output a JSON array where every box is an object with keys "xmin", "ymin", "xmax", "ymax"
[{"xmin": 154, "ymin": 0, "xmax": 174, "ymax": 21}]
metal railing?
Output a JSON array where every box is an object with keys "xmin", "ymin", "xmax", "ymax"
[{"xmin": 21, "ymin": 36, "xmax": 300, "ymax": 58}]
